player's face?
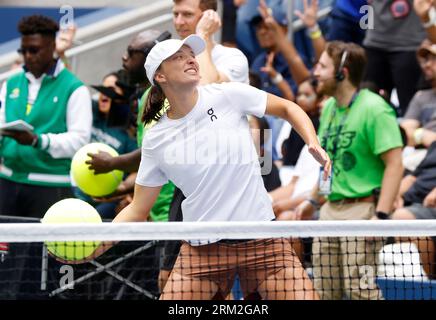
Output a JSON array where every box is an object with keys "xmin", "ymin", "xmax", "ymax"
[
  {"xmin": 173, "ymin": 0, "xmax": 203, "ymax": 39},
  {"xmin": 156, "ymin": 45, "xmax": 200, "ymax": 87},
  {"xmin": 313, "ymin": 52, "xmax": 338, "ymax": 96}
]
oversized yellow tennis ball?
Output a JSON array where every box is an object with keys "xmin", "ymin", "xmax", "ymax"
[
  {"xmin": 71, "ymin": 143, "xmax": 123, "ymax": 197},
  {"xmin": 42, "ymin": 198, "xmax": 102, "ymax": 262}
]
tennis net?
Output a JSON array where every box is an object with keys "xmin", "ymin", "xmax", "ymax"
[{"xmin": 1, "ymin": 219, "xmax": 436, "ymax": 300}]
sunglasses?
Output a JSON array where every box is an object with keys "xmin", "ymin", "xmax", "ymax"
[{"xmin": 17, "ymin": 47, "xmax": 41, "ymax": 55}]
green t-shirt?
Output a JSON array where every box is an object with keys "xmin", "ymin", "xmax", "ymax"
[
  {"xmin": 318, "ymin": 89, "xmax": 403, "ymax": 201},
  {"xmin": 137, "ymin": 89, "xmax": 174, "ymax": 222}
]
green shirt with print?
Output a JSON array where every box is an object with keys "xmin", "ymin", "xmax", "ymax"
[
  {"xmin": 318, "ymin": 89, "xmax": 403, "ymax": 201},
  {"xmin": 137, "ymin": 88, "xmax": 174, "ymax": 222}
]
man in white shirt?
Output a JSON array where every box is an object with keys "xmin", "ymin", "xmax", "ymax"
[{"xmin": 172, "ymin": 0, "xmax": 249, "ymax": 84}]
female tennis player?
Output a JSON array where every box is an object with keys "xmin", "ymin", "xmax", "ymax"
[{"xmin": 81, "ymin": 35, "xmax": 330, "ymax": 300}]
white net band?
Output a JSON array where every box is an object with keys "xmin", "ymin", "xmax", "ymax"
[{"xmin": 1, "ymin": 220, "xmax": 436, "ymax": 242}]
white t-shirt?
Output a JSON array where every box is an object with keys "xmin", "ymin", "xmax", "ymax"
[
  {"xmin": 212, "ymin": 44, "xmax": 249, "ymax": 84},
  {"xmin": 136, "ymin": 83, "xmax": 275, "ymax": 243}
]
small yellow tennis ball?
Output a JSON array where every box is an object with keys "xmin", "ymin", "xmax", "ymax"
[
  {"xmin": 42, "ymin": 198, "xmax": 102, "ymax": 262},
  {"xmin": 71, "ymin": 143, "xmax": 123, "ymax": 197}
]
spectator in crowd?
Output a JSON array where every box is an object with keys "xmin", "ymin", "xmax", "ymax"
[
  {"xmin": 414, "ymin": 0, "xmax": 436, "ymax": 43},
  {"xmin": 364, "ymin": 0, "xmax": 426, "ymax": 116},
  {"xmin": 251, "ymin": 6, "xmax": 299, "ymax": 101},
  {"xmin": 0, "ymin": 15, "xmax": 91, "ymax": 299},
  {"xmin": 325, "ymin": 0, "xmax": 367, "ymax": 45},
  {"xmin": 173, "ymin": 0, "xmax": 249, "ymax": 84},
  {"xmin": 234, "ymin": 0, "xmax": 287, "ymax": 63},
  {"xmin": 270, "ymin": 79, "xmax": 322, "ymax": 215},
  {"xmin": 401, "ymin": 40, "xmax": 436, "ymax": 147},
  {"xmin": 0, "ymin": 15, "xmax": 91, "ymax": 218},
  {"xmin": 248, "ymin": 71, "xmax": 281, "ymax": 192},
  {"xmin": 248, "ymin": 115, "xmax": 282, "ymax": 192},
  {"xmin": 281, "ymin": 78, "xmax": 321, "ymax": 167},
  {"xmin": 251, "ymin": 1, "xmax": 311, "ymax": 162},
  {"xmin": 9, "ymin": 24, "xmax": 76, "ymax": 72},
  {"xmin": 294, "ymin": 0, "xmax": 328, "ymax": 63},
  {"xmin": 221, "ymin": 0, "xmax": 239, "ymax": 47},
  {"xmin": 270, "ymin": 144, "xmax": 320, "ymax": 220},
  {"xmin": 392, "ymin": 131, "xmax": 436, "ymax": 279},
  {"xmin": 87, "ymin": 31, "xmax": 174, "ymax": 299},
  {"xmin": 89, "ymin": 30, "xmax": 175, "ymax": 225},
  {"xmin": 74, "ymin": 70, "xmax": 137, "ymax": 220},
  {"xmin": 296, "ymin": 41, "xmax": 404, "ymax": 299}
]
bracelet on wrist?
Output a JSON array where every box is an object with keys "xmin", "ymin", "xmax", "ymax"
[{"xmin": 308, "ymin": 23, "xmax": 320, "ymax": 34}]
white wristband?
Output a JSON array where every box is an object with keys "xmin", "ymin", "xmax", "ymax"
[
  {"xmin": 271, "ymin": 73, "xmax": 284, "ymax": 85},
  {"xmin": 308, "ymin": 23, "xmax": 320, "ymax": 34}
]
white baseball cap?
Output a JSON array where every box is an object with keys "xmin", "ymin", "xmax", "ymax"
[{"xmin": 144, "ymin": 34, "xmax": 206, "ymax": 86}]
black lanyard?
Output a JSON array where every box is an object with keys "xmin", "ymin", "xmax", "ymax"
[{"xmin": 322, "ymin": 91, "xmax": 359, "ymax": 156}]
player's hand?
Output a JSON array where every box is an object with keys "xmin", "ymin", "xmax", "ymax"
[
  {"xmin": 2, "ymin": 130, "xmax": 36, "ymax": 145},
  {"xmin": 86, "ymin": 151, "xmax": 114, "ymax": 174},
  {"xmin": 308, "ymin": 143, "xmax": 331, "ymax": 180},
  {"xmin": 196, "ymin": 9, "xmax": 221, "ymax": 39}
]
